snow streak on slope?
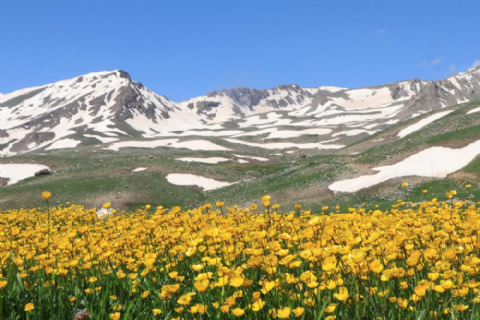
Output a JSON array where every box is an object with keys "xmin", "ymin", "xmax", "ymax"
[
  {"xmin": 397, "ymin": 110, "xmax": 454, "ymax": 138},
  {"xmin": 467, "ymin": 106, "xmax": 480, "ymax": 115},
  {"xmin": 107, "ymin": 139, "xmax": 229, "ymax": 151},
  {"xmin": 46, "ymin": 139, "xmax": 81, "ymax": 150},
  {"xmin": 165, "ymin": 173, "xmax": 232, "ymax": 191},
  {"xmin": 329, "ymin": 139, "xmax": 480, "ymax": 193},
  {"xmin": 224, "ymin": 138, "xmax": 344, "ymax": 150},
  {"xmin": 177, "ymin": 157, "xmax": 230, "ymax": 164}
]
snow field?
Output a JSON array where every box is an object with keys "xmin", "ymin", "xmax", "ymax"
[
  {"xmin": 165, "ymin": 174, "xmax": 232, "ymax": 191},
  {"xmin": 0, "ymin": 163, "xmax": 50, "ymax": 185},
  {"xmin": 329, "ymin": 139, "xmax": 480, "ymax": 193}
]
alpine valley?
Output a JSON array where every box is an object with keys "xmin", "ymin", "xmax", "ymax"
[{"xmin": 1, "ymin": 67, "xmax": 480, "ymax": 210}]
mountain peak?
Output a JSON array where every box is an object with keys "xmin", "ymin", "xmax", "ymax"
[{"xmin": 116, "ymin": 69, "xmax": 132, "ymax": 79}]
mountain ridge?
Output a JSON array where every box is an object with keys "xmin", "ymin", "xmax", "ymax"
[{"xmin": 1, "ymin": 67, "xmax": 480, "ymax": 156}]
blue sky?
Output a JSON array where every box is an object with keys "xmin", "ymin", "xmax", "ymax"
[{"xmin": 1, "ymin": 0, "xmax": 479, "ymax": 102}]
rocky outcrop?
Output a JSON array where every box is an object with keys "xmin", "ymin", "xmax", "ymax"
[{"xmin": 34, "ymin": 168, "xmax": 51, "ymax": 176}]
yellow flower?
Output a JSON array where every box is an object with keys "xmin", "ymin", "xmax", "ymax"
[
  {"xmin": 334, "ymin": 287, "xmax": 349, "ymax": 301},
  {"xmin": 402, "ymin": 182, "xmax": 409, "ymax": 188},
  {"xmin": 103, "ymin": 202, "xmax": 112, "ymax": 209},
  {"xmin": 192, "ymin": 263, "xmax": 205, "ymax": 271},
  {"xmin": 251, "ymin": 299, "xmax": 265, "ymax": 311},
  {"xmin": 414, "ymin": 284, "xmax": 428, "ymax": 297},
  {"xmin": 349, "ymin": 249, "xmax": 365, "ymax": 263},
  {"xmin": 260, "ymin": 280, "xmax": 276, "ymax": 294},
  {"xmin": 109, "ymin": 312, "xmax": 121, "ymax": 320},
  {"xmin": 371, "ymin": 260, "xmax": 384, "ymax": 273},
  {"xmin": 292, "ymin": 307, "xmax": 305, "ymax": 317},
  {"xmin": 406, "ymin": 250, "xmax": 421, "ymax": 267},
  {"xmin": 232, "ymin": 308, "xmax": 245, "ymax": 317},
  {"xmin": 221, "ymin": 305, "xmax": 230, "ymax": 314},
  {"xmin": 113, "ymin": 304, "xmax": 122, "ymax": 311},
  {"xmin": 194, "ymin": 279, "xmax": 210, "ymax": 292},
  {"xmin": 178, "ymin": 293, "xmax": 196, "ymax": 305},
  {"xmin": 41, "ymin": 191, "xmax": 51, "ymax": 200},
  {"xmin": 277, "ymin": 307, "xmax": 291, "ymax": 318},
  {"xmin": 11, "ymin": 227, "xmax": 20, "ymax": 237},
  {"xmin": 325, "ymin": 304, "xmax": 337, "ymax": 313},
  {"xmin": 24, "ymin": 303, "xmax": 34, "ymax": 312},
  {"xmin": 230, "ymin": 276, "xmax": 244, "ymax": 288},
  {"xmin": 152, "ymin": 309, "xmax": 162, "ymax": 316},
  {"xmin": 453, "ymin": 304, "xmax": 468, "ymax": 312}
]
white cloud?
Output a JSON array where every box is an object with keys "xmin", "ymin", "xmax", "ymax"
[
  {"xmin": 449, "ymin": 63, "xmax": 456, "ymax": 72},
  {"xmin": 377, "ymin": 28, "xmax": 387, "ymax": 35},
  {"xmin": 431, "ymin": 57, "xmax": 444, "ymax": 65},
  {"xmin": 470, "ymin": 60, "xmax": 480, "ymax": 70},
  {"xmin": 420, "ymin": 60, "xmax": 427, "ymax": 67}
]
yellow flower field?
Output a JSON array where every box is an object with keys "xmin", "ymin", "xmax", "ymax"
[{"xmin": 1, "ymin": 189, "xmax": 480, "ymax": 319}]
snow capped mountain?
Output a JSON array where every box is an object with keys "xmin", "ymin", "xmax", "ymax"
[
  {"xmin": 0, "ymin": 70, "xmax": 204, "ymax": 155},
  {"xmin": 1, "ymin": 66, "xmax": 480, "ymax": 156}
]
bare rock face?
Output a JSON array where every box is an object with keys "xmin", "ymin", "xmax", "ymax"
[
  {"xmin": 222, "ymin": 87, "xmax": 271, "ymax": 109},
  {"xmin": 389, "ymin": 83, "xmax": 410, "ymax": 100},
  {"xmin": 34, "ymin": 168, "xmax": 51, "ymax": 176},
  {"xmin": 397, "ymin": 67, "xmax": 480, "ymax": 119}
]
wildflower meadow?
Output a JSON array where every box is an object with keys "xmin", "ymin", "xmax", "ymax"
[{"xmin": 1, "ymin": 186, "xmax": 480, "ymax": 319}]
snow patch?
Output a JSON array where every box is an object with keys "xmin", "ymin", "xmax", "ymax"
[
  {"xmin": 177, "ymin": 157, "xmax": 230, "ymax": 164},
  {"xmin": 329, "ymin": 139, "xmax": 480, "ymax": 193},
  {"xmin": 165, "ymin": 173, "xmax": 232, "ymax": 191},
  {"xmin": 0, "ymin": 163, "xmax": 50, "ymax": 185},
  {"xmin": 225, "ymin": 138, "xmax": 344, "ymax": 150},
  {"xmin": 132, "ymin": 167, "xmax": 147, "ymax": 173},
  {"xmin": 333, "ymin": 129, "xmax": 375, "ymax": 137},
  {"xmin": 107, "ymin": 139, "xmax": 178, "ymax": 151},
  {"xmin": 174, "ymin": 140, "xmax": 231, "ymax": 151},
  {"xmin": 467, "ymin": 106, "xmax": 480, "ymax": 115},
  {"xmin": 397, "ymin": 110, "xmax": 453, "ymax": 138},
  {"xmin": 46, "ymin": 139, "xmax": 81, "ymax": 150},
  {"xmin": 84, "ymin": 134, "xmax": 118, "ymax": 143},
  {"xmin": 233, "ymin": 154, "xmax": 269, "ymax": 162}
]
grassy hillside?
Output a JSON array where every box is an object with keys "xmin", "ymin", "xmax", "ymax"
[{"xmin": 2, "ymin": 101, "xmax": 480, "ymax": 211}]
